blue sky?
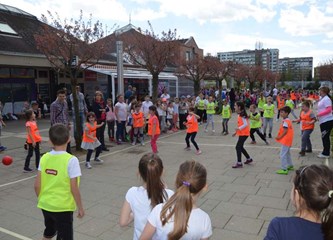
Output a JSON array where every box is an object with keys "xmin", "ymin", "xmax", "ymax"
[{"xmin": 2, "ymin": 0, "xmax": 333, "ymax": 67}]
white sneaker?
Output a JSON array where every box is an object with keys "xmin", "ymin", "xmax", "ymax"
[
  {"xmin": 141, "ymin": 142, "xmax": 145, "ymax": 146},
  {"xmin": 212, "ymin": 130, "xmax": 215, "ymax": 133},
  {"xmin": 204, "ymin": 129, "xmax": 208, "ymax": 133},
  {"xmin": 317, "ymin": 153, "xmax": 329, "ymax": 158},
  {"xmin": 132, "ymin": 142, "xmax": 136, "ymax": 146},
  {"xmin": 85, "ymin": 162, "xmax": 92, "ymax": 169},
  {"xmin": 94, "ymin": 158, "xmax": 104, "ymax": 164},
  {"xmin": 196, "ymin": 150, "xmax": 202, "ymax": 155}
]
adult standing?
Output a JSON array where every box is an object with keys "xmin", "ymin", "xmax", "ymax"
[
  {"xmin": 316, "ymin": 86, "xmax": 333, "ymax": 158},
  {"xmin": 124, "ymin": 85, "xmax": 133, "ymax": 103},
  {"xmin": 272, "ymin": 87, "xmax": 278, "ymax": 102},
  {"xmin": 70, "ymin": 85, "xmax": 88, "ymax": 139},
  {"xmin": 229, "ymin": 88, "xmax": 236, "ymax": 113},
  {"xmin": 115, "ymin": 95, "xmax": 128, "ymax": 145},
  {"xmin": 160, "ymin": 88, "xmax": 170, "ymax": 101},
  {"xmin": 50, "ymin": 89, "xmax": 71, "ymax": 153},
  {"xmin": 92, "ymin": 91, "xmax": 109, "ymax": 151}
]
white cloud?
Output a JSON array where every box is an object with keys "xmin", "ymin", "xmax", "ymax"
[{"xmin": 279, "ymin": 5, "xmax": 333, "ymax": 38}]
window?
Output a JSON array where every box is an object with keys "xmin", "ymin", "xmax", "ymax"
[
  {"xmin": 185, "ymin": 51, "xmax": 190, "ymax": 61},
  {"xmin": 0, "ymin": 22, "xmax": 18, "ymax": 36},
  {"xmin": 38, "ymin": 70, "xmax": 48, "ymax": 78}
]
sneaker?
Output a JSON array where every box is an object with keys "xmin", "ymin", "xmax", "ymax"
[
  {"xmin": 94, "ymin": 158, "xmax": 104, "ymax": 164},
  {"xmin": 212, "ymin": 130, "xmax": 215, "ymax": 133},
  {"xmin": 224, "ymin": 132, "xmax": 229, "ymax": 135},
  {"xmin": 109, "ymin": 137, "xmax": 114, "ymax": 142},
  {"xmin": 204, "ymin": 129, "xmax": 208, "ymax": 133},
  {"xmin": 317, "ymin": 153, "xmax": 330, "ymax": 158},
  {"xmin": 221, "ymin": 131, "xmax": 225, "ymax": 135},
  {"xmin": 276, "ymin": 169, "xmax": 288, "ymax": 175},
  {"xmin": 101, "ymin": 147, "xmax": 109, "ymax": 151},
  {"xmin": 244, "ymin": 158, "xmax": 253, "ymax": 164},
  {"xmin": 85, "ymin": 162, "xmax": 92, "ymax": 169},
  {"xmin": 196, "ymin": 150, "xmax": 202, "ymax": 155},
  {"xmin": 287, "ymin": 165, "xmax": 294, "ymax": 171},
  {"xmin": 116, "ymin": 141, "xmax": 122, "ymax": 145},
  {"xmin": 23, "ymin": 167, "xmax": 33, "ymax": 173},
  {"xmin": 141, "ymin": 142, "xmax": 145, "ymax": 146},
  {"xmin": 299, "ymin": 151, "xmax": 305, "ymax": 156},
  {"xmin": 265, "ymin": 141, "xmax": 269, "ymax": 145},
  {"xmin": 132, "ymin": 142, "xmax": 136, "ymax": 146},
  {"xmin": 0, "ymin": 146, "xmax": 6, "ymax": 152},
  {"xmin": 305, "ymin": 149, "xmax": 312, "ymax": 153},
  {"xmin": 184, "ymin": 147, "xmax": 191, "ymax": 151},
  {"xmin": 268, "ymin": 133, "xmax": 272, "ymax": 138},
  {"xmin": 250, "ymin": 141, "xmax": 256, "ymax": 144},
  {"xmin": 232, "ymin": 163, "xmax": 243, "ymax": 168}
]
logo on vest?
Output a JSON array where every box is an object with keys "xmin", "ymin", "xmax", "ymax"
[{"xmin": 45, "ymin": 169, "xmax": 58, "ymax": 176}]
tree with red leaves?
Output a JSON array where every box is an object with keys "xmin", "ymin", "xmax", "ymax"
[
  {"xmin": 122, "ymin": 22, "xmax": 179, "ymax": 102},
  {"xmin": 34, "ymin": 10, "xmax": 107, "ymax": 149},
  {"xmin": 206, "ymin": 57, "xmax": 234, "ymax": 92},
  {"xmin": 317, "ymin": 60, "xmax": 333, "ymax": 82}
]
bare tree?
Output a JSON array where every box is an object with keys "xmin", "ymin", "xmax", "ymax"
[
  {"xmin": 34, "ymin": 10, "xmax": 107, "ymax": 149},
  {"xmin": 317, "ymin": 59, "xmax": 333, "ymax": 82},
  {"xmin": 122, "ymin": 22, "xmax": 179, "ymax": 102}
]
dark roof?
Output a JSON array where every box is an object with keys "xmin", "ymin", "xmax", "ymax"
[
  {"xmin": 0, "ymin": 5, "xmax": 44, "ymax": 54},
  {"xmin": 177, "ymin": 38, "xmax": 189, "ymax": 44}
]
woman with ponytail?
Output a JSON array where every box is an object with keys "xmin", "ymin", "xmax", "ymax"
[
  {"xmin": 140, "ymin": 160, "xmax": 212, "ymax": 240},
  {"xmin": 119, "ymin": 153, "xmax": 173, "ymax": 240},
  {"xmin": 265, "ymin": 164, "xmax": 333, "ymax": 240}
]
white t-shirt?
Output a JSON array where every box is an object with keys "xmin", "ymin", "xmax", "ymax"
[
  {"xmin": 160, "ymin": 93, "xmax": 170, "ymax": 100},
  {"xmin": 147, "ymin": 203, "xmax": 212, "ymax": 240},
  {"xmin": 142, "ymin": 101, "xmax": 153, "ymax": 118},
  {"xmin": 273, "ymin": 88, "xmax": 278, "ymax": 96},
  {"xmin": 115, "ymin": 102, "xmax": 128, "ymax": 121},
  {"xmin": 167, "ymin": 107, "xmax": 174, "ymax": 119},
  {"xmin": 317, "ymin": 95, "xmax": 333, "ymax": 124},
  {"xmin": 126, "ymin": 186, "xmax": 174, "ymax": 240},
  {"xmin": 38, "ymin": 150, "xmax": 81, "ymax": 179},
  {"xmin": 173, "ymin": 103, "xmax": 179, "ymax": 114}
]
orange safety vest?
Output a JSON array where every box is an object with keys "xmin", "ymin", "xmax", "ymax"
[
  {"xmin": 82, "ymin": 122, "xmax": 97, "ymax": 143},
  {"xmin": 26, "ymin": 120, "xmax": 42, "ymax": 143},
  {"xmin": 300, "ymin": 110, "xmax": 315, "ymax": 130},
  {"xmin": 236, "ymin": 115, "xmax": 250, "ymax": 136},
  {"xmin": 148, "ymin": 115, "xmax": 160, "ymax": 135},
  {"xmin": 276, "ymin": 118, "xmax": 294, "ymax": 147},
  {"xmin": 308, "ymin": 94, "xmax": 314, "ymax": 100},
  {"xmin": 186, "ymin": 115, "xmax": 198, "ymax": 133},
  {"xmin": 132, "ymin": 112, "xmax": 145, "ymax": 128},
  {"xmin": 290, "ymin": 93, "xmax": 296, "ymax": 101},
  {"xmin": 277, "ymin": 96, "xmax": 285, "ymax": 110}
]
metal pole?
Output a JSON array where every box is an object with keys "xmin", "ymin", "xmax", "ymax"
[{"xmin": 116, "ymin": 41, "xmax": 124, "ymax": 96}]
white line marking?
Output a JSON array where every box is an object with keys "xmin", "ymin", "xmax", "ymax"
[
  {"xmin": 0, "ymin": 227, "xmax": 34, "ymax": 240},
  {"xmin": 0, "ymin": 175, "xmax": 36, "ymax": 188},
  {"xmin": 158, "ymin": 141, "xmax": 322, "ymax": 152},
  {"xmin": 0, "ymin": 131, "xmax": 182, "ymax": 188}
]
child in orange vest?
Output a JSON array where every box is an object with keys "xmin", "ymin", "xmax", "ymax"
[
  {"xmin": 81, "ymin": 112, "xmax": 105, "ymax": 169},
  {"xmin": 232, "ymin": 101, "xmax": 253, "ymax": 168},
  {"xmin": 148, "ymin": 105, "xmax": 160, "ymax": 154},
  {"xmin": 24, "ymin": 109, "xmax": 42, "ymax": 172},
  {"xmin": 292, "ymin": 100, "xmax": 316, "ymax": 157},
  {"xmin": 132, "ymin": 104, "xmax": 145, "ymax": 146},
  {"xmin": 276, "ymin": 93, "xmax": 285, "ymax": 121},
  {"xmin": 275, "ymin": 106, "xmax": 294, "ymax": 175},
  {"xmin": 184, "ymin": 107, "xmax": 202, "ymax": 155}
]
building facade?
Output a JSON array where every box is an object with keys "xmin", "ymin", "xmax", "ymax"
[
  {"xmin": 278, "ymin": 57, "xmax": 313, "ymax": 85},
  {"xmin": 217, "ymin": 48, "xmax": 279, "ymax": 72}
]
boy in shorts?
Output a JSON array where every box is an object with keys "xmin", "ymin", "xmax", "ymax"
[{"xmin": 34, "ymin": 124, "xmax": 84, "ymax": 240}]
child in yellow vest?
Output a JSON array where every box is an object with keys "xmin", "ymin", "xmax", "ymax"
[
  {"xmin": 34, "ymin": 124, "xmax": 84, "ymax": 240},
  {"xmin": 263, "ymin": 96, "xmax": 275, "ymax": 139},
  {"xmin": 285, "ymin": 94, "xmax": 297, "ymax": 119},
  {"xmin": 292, "ymin": 100, "xmax": 316, "ymax": 157},
  {"xmin": 204, "ymin": 96, "xmax": 216, "ymax": 133},
  {"xmin": 249, "ymin": 104, "xmax": 269, "ymax": 145},
  {"xmin": 221, "ymin": 99, "xmax": 231, "ymax": 135},
  {"xmin": 275, "ymin": 106, "xmax": 294, "ymax": 175}
]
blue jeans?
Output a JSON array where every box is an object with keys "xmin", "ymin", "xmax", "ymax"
[
  {"xmin": 116, "ymin": 121, "xmax": 126, "ymax": 142},
  {"xmin": 301, "ymin": 129, "xmax": 313, "ymax": 152}
]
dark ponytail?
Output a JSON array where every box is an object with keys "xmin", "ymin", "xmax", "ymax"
[
  {"xmin": 138, "ymin": 153, "xmax": 167, "ymax": 208},
  {"xmin": 149, "ymin": 105, "xmax": 159, "ymax": 119},
  {"xmin": 236, "ymin": 101, "xmax": 248, "ymax": 118}
]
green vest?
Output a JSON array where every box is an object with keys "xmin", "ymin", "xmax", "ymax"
[
  {"xmin": 258, "ymin": 98, "xmax": 266, "ymax": 110},
  {"xmin": 221, "ymin": 105, "xmax": 231, "ymax": 118},
  {"xmin": 197, "ymin": 100, "xmax": 205, "ymax": 110},
  {"xmin": 250, "ymin": 113, "xmax": 262, "ymax": 129},
  {"xmin": 285, "ymin": 100, "xmax": 294, "ymax": 109},
  {"xmin": 37, "ymin": 152, "xmax": 79, "ymax": 212},
  {"xmin": 263, "ymin": 104, "xmax": 275, "ymax": 118},
  {"xmin": 206, "ymin": 102, "xmax": 215, "ymax": 114}
]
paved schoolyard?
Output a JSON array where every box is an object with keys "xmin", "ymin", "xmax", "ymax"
[{"xmin": 0, "ymin": 110, "xmax": 331, "ymax": 240}]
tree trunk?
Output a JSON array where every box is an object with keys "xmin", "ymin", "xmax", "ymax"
[
  {"xmin": 193, "ymin": 79, "xmax": 201, "ymax": 95},
  {"xmin": 70, "ymin": 77, "xmax": 83, "ymax": 151},
  {"xmin": 249, "ymin": 81, "xmax": 254, "ymax": 92},
  {"xmin": 152, "ymin": 73, "xmax": 159, "ymax": 103}
]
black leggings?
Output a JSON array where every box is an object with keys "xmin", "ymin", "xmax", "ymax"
[
  {"xmin": 86, "ymin": 146, "xmax": 102, "ymax": 162},
  {"xmin": 185, "ymin": 132, "xmax": 199, "ymax": 150},
  {"xmin": 236, "ymin": 136, "xmax": 250, "ymax": 163},
  {"xmin": 320, "ymin": 120, "xmax": 333, "ymax": 156},
  {"xmin": 250, "ymin": 128, "xmax": 266, "ymax": 142},
  {"xmin": 25, "ymin": 142, "xmax": 40, "ymax": 169}
]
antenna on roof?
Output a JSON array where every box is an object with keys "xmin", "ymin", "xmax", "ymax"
[{"xmin": 129, "ymin": 13, "xmax": 131, "ymax": 24}]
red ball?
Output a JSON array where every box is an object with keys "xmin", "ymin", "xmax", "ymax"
[{"xmin": 2, "ymin": 155, "xmax": 13, "ymax": 166}]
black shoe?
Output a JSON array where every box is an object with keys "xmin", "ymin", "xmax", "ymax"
[
  {"xmin": 305, "ymin": 149, "xmax": 312, "ymax": 153},
  {"xmin": 102, "ymin": 147, "xmax": 109, "ymax": 151},
  {"xmin": 299, "ymin": 151, "xmax": 305, "ymax": 156},
  {"xmin": 263, "ymin": 133, "xmax": 266, "ymax": 138},
  {"xmin": 23, "ymin": 167, "xmax": 33, "ymax": 173},
  {"xmin": 268, "ymin": 133, "xmax": 272, "ymax": 138}
]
